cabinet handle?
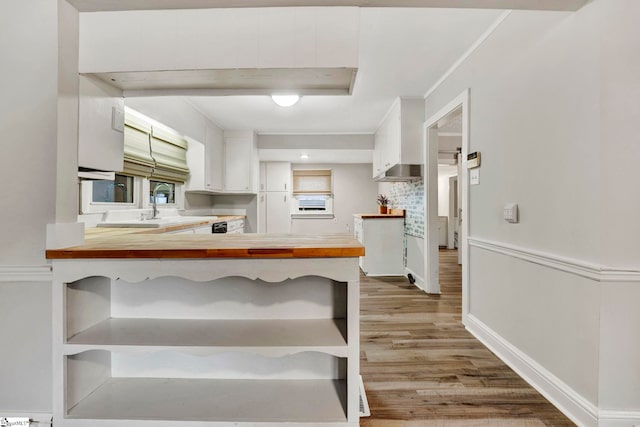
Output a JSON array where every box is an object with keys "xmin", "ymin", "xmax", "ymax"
[
  {"xmin": 284, "ymin": 194, "xmax": 287, "ymax": 202},
  {"xmin": 284, "ymin": 183, "xmax": 287, "ymax": 190}
]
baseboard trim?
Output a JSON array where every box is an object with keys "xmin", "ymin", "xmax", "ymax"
[
  {"xmin": 0, "ymin": 265, "xmax": 52, "ymax": 282},
  {"xmin": 598, "ymin": 409, "xmax": 640, "ymax": 426},
  {"xmin": 465, "ymin": 314, "xmax": 599, "ymax": 427},
  {"xmin": 468, "ymin": 237, "xmax": 640, "ymax": 283}
]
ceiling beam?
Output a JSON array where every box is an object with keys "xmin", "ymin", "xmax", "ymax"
[{"xmin": 68, "ymin": 0, "xmax": 588, "ymax": 13}]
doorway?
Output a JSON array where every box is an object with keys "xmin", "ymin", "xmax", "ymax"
[{"xmin": 423, "ymin": 89, "xmax": 469, "ymax": 319}]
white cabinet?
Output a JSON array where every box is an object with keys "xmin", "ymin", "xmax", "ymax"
[
  {"xmin": 258, "ymin": 192, "xmax": 267, "ymax": 233},
  {"xmin": 207, "ymin": 124, "xmax": 224, "ymax": 191},
  {"xmin": 373, "ymin": 97, "xmax": 425, "ymax": 179},
  {"xmin": 185, "ymin": 122, "xmax": 224, "ymax": 192},
  {"xmin": 266, "ymin": 192, "xmax": 291, "ymax": 233},
  {"xmin": 51, "ymin": 255, "xmax": 360, "ymax": 426},
  {"xmin": 265, "ymin": 162, "xmax": 291, "ymax": 192},
  {"xmin": 353, "ymin": 216, "xmax": 405, "ymax": 276},
  {"xmin": 78, "ymin": 75, "xmax": 124, "ymax": 172},
  {"xmin": 186, "ymin": 129, "xmax": 256, "ymax": 194},
  {"xmin": 259, "ymin": 162, "xmax": 292, "ymax": 233},
  {"xmin": 224, "ymin": 131, "xmax": 258, "ymax": 193}
]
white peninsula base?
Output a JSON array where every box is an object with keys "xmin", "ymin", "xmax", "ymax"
[{"xmin": 50, "ymin": 252, "xmax": 360, "ymax": 427}]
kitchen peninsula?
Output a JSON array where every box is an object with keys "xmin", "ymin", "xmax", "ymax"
[{"xmin": 46, "ymin": 233, "xmax": 363, "ymax": 427}]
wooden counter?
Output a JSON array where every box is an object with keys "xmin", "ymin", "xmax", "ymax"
[
  {"xmin": 353, "ymin": 213, "xmax": 405, "ymax": 219},
  {"xmin": 83, "ymin": 215, "xmax": 245, "ymax": 240},
  {"xmin": 353, "ymin": 208, "xmax": 405, "ymax": 219},
  {"xmin": 46, "ymin": 233, "xmax": 365, "ymax": 259}
]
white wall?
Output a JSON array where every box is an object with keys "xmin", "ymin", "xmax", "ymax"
[
  {"xmin": 0, "ymin": 0, "xmax": 73, "ymax": 417},
  {"xmin": 425, "ymin": 1, "xmax": 640, "ymax": 422},
  {"xmin": 291, "ymin": 163, "xmax": 378, "ymax": 234},
  {"xmin": 258, "ymin": 133, "xmax": 374, "ymax": 164}
]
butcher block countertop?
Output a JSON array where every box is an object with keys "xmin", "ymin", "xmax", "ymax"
[
  {"xmin": 46, "ymin": 233, "xmax": 365, "ymax": 259},
  {"xmin": 354, "ymin": 208, "xmax": 406, "ymax": 219},
  {"xmin": 84, "ymin": 215, "xmax": 244, "ymax": 240}
]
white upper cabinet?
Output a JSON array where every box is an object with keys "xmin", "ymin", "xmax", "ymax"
[
  {"xmin": 207, "ymin": 124, "xmax": 224, "ymax": 191},
  {"xmin": 185, "ymin": 121, "xmax": 224, "ymax": 192},
  {"xmin": 78, "ymin": 75, "xmax": 124, "ymax": 172},
  {"xmin": 187, "ymin": 128, "xmax": 256, "ymax": 194},
  {"xmin": 373, "ymin": 97, "xmax": 425, "ymax": 179},
  {"xmin": 265, "ymin": 162, "xmax": 291, "ymax": 192},
  {"xmin": 223, "ymin": 131, "xmax": 258, "ymax": 193}
]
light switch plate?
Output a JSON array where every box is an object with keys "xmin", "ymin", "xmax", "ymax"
[
  {"xmin": 504, "ymin": 203, "xmax": 518, "ymax": 223},
  {"xmin": 470, "ymin": 168, "xmax": 480, "ymax": 185}
]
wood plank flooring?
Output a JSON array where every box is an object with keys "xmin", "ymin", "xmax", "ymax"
[{"xmin": 360, "ymin": 249, "xmax": 575, "ymax": 426}]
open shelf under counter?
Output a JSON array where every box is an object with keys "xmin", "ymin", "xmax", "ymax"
[
  {"xmin": 66, "ymin": 378, "xmax": 347, "ymax": 425},
  {"xmin": 65, "ymin": 318, "xmax": 348, "ymax": 357},
  {"xmin": 50, "ymin": 235, "xmax": 361, "ymax": 426}
]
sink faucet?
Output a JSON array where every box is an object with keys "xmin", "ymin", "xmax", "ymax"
[{"xmin": 152, "ymin": 182, "xmax": 173, "ymax": 219}]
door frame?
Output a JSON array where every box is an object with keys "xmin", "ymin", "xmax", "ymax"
[{"xmin": 423, "ymin": 89, "xmax": 470, "ymax": 319}]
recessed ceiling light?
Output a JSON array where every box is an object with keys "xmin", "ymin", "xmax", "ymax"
[
  {"xmin": 300, "ymin": 154, "xmax": 309, "ymax": 159},
  {"xmin": 271, "ymin": 94, "xmax": 300, "ymax": 107}
]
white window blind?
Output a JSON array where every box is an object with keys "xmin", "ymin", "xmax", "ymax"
[
  {"xmin": 123, "ymin": 108, "xmax": 190, "ymax": 183},
  {"xmin": 292, "ymin": 169, "xmax": 332, "ymax": 195}
]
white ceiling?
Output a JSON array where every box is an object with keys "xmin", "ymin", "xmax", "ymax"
[
  {"xmin": 71, "ymin": 0, "xmax": 587, "ymax": 136},
  {"xmin": 181, "ymin": 8, "xmax": 503, "ymax": 134}
]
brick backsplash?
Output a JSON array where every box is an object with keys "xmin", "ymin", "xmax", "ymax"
[{"xmin": 386, "ymin": 179, "xmax": 424, "ymax": 238}]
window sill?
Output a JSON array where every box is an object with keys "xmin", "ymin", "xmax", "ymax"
[{"xmin": 291, "ymin": 213, "xmax": 335, "ymax": 219}]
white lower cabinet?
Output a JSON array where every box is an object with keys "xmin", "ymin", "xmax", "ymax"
[
  {"xmin": 265, "ymin": 192, "xmax": 291, "ymax": 233},
  {"xmin": 353, "ymin": 216, "xmax": 405, "ymax": 276},
  {"xmin": 52, "ymin": 258, "xmax": 359, "ymax": 426}
]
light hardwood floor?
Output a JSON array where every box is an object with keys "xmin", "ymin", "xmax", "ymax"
[{"xmin": 360, "ymin": 249, "xmax": 575, "ymax": 427}]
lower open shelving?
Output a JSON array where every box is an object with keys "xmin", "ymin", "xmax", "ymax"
[
  {"xmin": 52, "ymin": 255, "xmax": 361, "ymax": 426},
  {"xmin": 65, "ymin": 318, "xmax": 348, "ymax": 356},
  {"xmin": 67, "ymin": 378, "xmax": 347, "ymax": 423}
]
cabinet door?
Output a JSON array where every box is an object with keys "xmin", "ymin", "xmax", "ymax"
[
  {"xmin": 185, "ymin": 138, "xmax": 206, "ymax": 190},
  {"xmin": 224, "ymin": 137, "xmax": 253, "ymax": 192},
  {"xmin": 258, "ymin": 192, "xmax": 267, "ymax": 233},
  {"xmin": 265, "ymin": 162, "xmax": 291, "ymax": 192},
  {"xmin": 259, "ymin": 163, "xmax": 267, "ymax": 192},
  {"xmin": 207, "ymin": 124, "xmax": 224, "ymax": 191},
  {"xmin": 78, "ymin": 75, "xmax": 124, "ymax": 172},
  {"xmin": 266, "ymin": 192, "xmax": 291, "ymax": 233},
  {"xmin": 384, "ymin": 106, "xmax": 401, "ymax": 169},
  {"xmin": 372, "ymin": 134, "xmax": 383, "ymax": 178}
]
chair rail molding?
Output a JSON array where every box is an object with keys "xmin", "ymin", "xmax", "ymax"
[
  {"xmin": 0, "ymin": 265, "xmax": 53, "ymax": 282},
  {"xmin": 468, "ymin": 237, "xmax": 640, "ymax": 283}
]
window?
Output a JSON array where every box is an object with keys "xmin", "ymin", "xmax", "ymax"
[
  {"xmin": 292, "ymin": 169, "xmax": 334, "ymax": 216},
  {"xmin": 91, "ymin": 174, "xmax": 134, "ymax": 203},
  {"xmin": 149, "ymin": 180, "xmax": 176, "ymax": 205}
]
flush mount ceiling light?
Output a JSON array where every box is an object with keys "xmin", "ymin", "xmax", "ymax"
[
  {"xmin": 271, "ymin": 94, "xmax": 300, "ymax": 107},
  {"xmin": 300, "ymin": 153, "xmax": 309, "ymax": 159}
]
